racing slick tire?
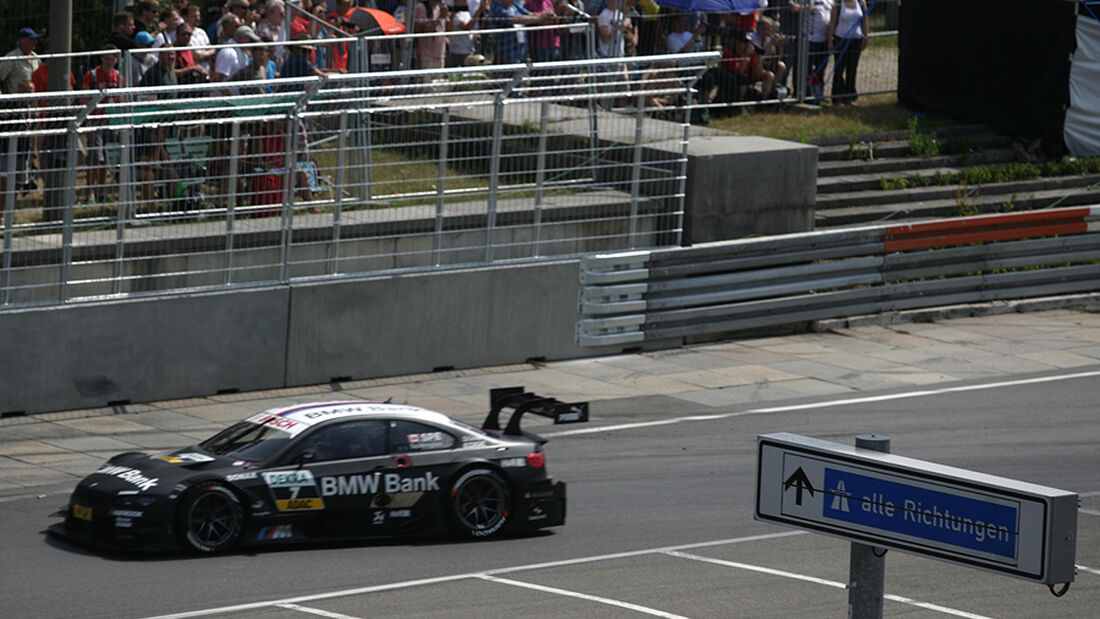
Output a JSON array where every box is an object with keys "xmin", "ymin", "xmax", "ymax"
[
  {"xmin": 449, "ymin": 467, "xmax": 511, "ymax": 539},
  {"xmin": 177, "ymin": 483, "xmax": 243, "ymax": 554}
]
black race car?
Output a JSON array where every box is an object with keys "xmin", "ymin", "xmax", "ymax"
[{"xmin": 50, "ymin": 387, "xmax": 587, "ymax": 553}]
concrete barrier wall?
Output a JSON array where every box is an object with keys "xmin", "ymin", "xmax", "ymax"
[
  {"xmin": 0, "ymin": 288, "xmax": 291, "ymax": 415},
  {"xmin": 284, "ymin": 261, "xmax": 603, "ymax": 386},
  {"xmin": 0, "ymin": 136, "xmax": 815, "ymax": 414},
  {"xmin": 0, "ymin": 261, "xmax": 631, "ymax": 415}
]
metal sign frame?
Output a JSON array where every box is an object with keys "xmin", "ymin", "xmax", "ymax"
[{"xmin": 755, "ymin": 433, "xmax": 1077, "ymax": 585}]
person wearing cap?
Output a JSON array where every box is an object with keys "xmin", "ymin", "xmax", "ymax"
[
  {"xmin": 212, "ymin": 19, "xmax": 255, "ymax": 87},
  {"xmin": 716, "ymin": 29, "xmax": 773, "ymax": 103},
  {"xmin": 280, "ymin": 33, "xmax": 341, "ymax": 81},
  {"xmin": 1, "ymin": 27, "xmax": 42, "ymax": 94},
  {"xmin": 129, "ymin": 29, "xmax": 159, "ymax": 84}
]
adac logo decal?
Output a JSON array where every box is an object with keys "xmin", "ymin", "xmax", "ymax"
[{"xmin": 263, "ymin": 469, "xmax": 326, "ymax": 511}]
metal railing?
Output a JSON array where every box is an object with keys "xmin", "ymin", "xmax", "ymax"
[
  {"xmin": 577, "ymin": 207, "xmax": 1100, "ymax": 346},
  {"xmin": 0, "ymin": 52, "xmax": 716, "ymax": 308}
]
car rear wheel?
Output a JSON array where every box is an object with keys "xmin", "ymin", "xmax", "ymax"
[
  {"xmin": 178, "ymin": 483, "xmax": 242, "ymax": 553},
  {"xmin": 449, "ymin": 468, "xmax": 511, "ymax": 539}
]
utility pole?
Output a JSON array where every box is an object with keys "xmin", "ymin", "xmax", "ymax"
[{"xmin": 47, "ymin": 0, "xmax": 73, "ymax": 92}]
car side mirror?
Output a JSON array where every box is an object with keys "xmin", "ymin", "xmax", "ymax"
[{"xmin": 295, "ymin": 450, "xmax": 316, "ymax": 468}]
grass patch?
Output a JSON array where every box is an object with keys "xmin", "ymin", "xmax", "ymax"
[
  {"xmin": 878, "ymin": 157, "xmax": 1100, "ymax": 191},
  {"xmin": 707, "ymin": 94, "xmax": 955, "ymax": 142}
]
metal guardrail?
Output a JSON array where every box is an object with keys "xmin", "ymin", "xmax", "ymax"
[{"xmin": 577, "ymin": 207, "xmax": 1100, "ymax": 346}]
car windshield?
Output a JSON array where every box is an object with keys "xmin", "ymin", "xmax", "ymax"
[{"xmin": 199, "ymin": 420, "xmax": 292, "ymax": 461}]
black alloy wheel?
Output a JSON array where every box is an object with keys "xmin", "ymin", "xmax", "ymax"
[
  {"xmin": 179, "ymin": 483, "xmax": 243, "ymax": 553},
  {"xmin": 450, "ymin": 468, "xmax": 511, "ymax": 539}
]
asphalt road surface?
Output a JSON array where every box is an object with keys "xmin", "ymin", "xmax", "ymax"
[{"xmin": 2, "ymin": 370, "xmax": 1097, "ymax": 618}]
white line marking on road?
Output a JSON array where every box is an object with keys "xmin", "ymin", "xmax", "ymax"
[
  {"xmin": 543, "ymin": 370, "xmax": 1100, "ymax": 438},
  {"xmin": 142, "ymin": 531, "xmax": 804, "ymax": 619},
  {"xmin": 1077, "ymin": 564, "xmax": 1100, "ymax": 576},
  {"xmin": 1081, "ymin": 508, "xmax": 1100, "ymax": 517},
  {"xmin": 476, "ymin": 574, "xmax": 689, "ymax": 618},
  {"xmin": 274, "ymin": 603, "xmax": 362, "ymax": 619},
  {"xmin": 664, "ymin": 550, "xmax": 993, "ymax": 619}
]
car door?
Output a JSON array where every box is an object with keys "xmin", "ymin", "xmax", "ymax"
[
  {"xmin": 262, "ymin": 419, "xmax": 393, "ymax": 536},
  {"xmin": 380, "ymin": 419, "xmax": 459, "ymax": 530}
]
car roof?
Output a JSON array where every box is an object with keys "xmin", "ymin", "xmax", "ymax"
[{"xmin": 244, "ymin": 401, "xmax": 458, "ymax": 438}]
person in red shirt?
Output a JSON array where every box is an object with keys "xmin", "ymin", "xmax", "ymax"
[
  {"xmin": 289, "ymin": 0, "xmax": 313, "ymax": 40},
  {"xmin": 80, "ymin": 45, "xmax": 125, "ymax": 204},
  {"xmin": 716, "ymin": 30, "xmax": 773, "ymax": 103}
]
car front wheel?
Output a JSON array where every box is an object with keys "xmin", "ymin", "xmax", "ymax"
[
  {"xmin": 449, "ymin": 468, "xmax": 511, "ymax": 539},
  {"xmin": 177, "ymin": 483, "xmax": 243, "ymax": 553}
]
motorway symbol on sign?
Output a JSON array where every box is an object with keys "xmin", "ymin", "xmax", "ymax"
[{"xmin": 755, "ymin": 433, "xmax": 1078, "ymax": 585}]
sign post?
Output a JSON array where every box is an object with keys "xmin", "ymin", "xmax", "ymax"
[
  {"xmin": 756, "ymin": 432, "xmax": 1078, "ymax": 594},
  {"xmin": 847, "ymin": 435, "xmax": 890, "ymax": 619}
]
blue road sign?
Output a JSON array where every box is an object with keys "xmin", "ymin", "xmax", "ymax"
[
  {"xmin": 755, "ymin": 433, "xmax": 1077, "ymax": 585},
  {"xmin": 822, "ymin": 468, "xmax": 1018, "ymax": 559}
]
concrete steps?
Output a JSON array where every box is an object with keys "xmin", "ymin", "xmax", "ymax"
[{"xmin": 810, "ymin": 125, "xmax": 1100, "ymax": 228}]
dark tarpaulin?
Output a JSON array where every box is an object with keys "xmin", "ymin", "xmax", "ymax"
[{"xmin": 899, "ymin": 0, "xmax": 1077, "ymax": 153}]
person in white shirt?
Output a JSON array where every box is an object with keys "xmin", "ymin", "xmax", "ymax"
[
  {"xmin": 446, "ymin": 0, "xmax": 483, "ymax": 68},
  {"xmin": 826, "ymin": 0, "xmax": 867, "ymax": 104},
  {"xmin": 184, "ymin": 4, "xmax": 216, "ymax": 73},
  {"xmin": 596, "ymin": 0, "xmax": 631, "ymax": 59},
  {"xmin": 0, "ymin": 27, "xmax": 41, "ymax": 94},
  {"xmin": 212, "ymin": 22, "xmax": 257, "ymax": 95}
]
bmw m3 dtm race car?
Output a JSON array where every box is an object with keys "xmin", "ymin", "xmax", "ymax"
[{"xmin": 49, "ymin": 387, "xmax": 587, "ymax": 554}]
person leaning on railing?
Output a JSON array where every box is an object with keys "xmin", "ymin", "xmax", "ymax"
[
  {"xmin": 182, "ymin": 3, "xmax": 216, "ymax": 73},
  {"xmin": 0, "ymin": 79, "xmax": 34, "ymax": 213},
  {"xmin": 665, "ymin": 10, "xmax": 718, "ymax": 105},
  {"xmin": 447, "ymin": 0, "xmax": 485, "ymax": 68},
  {"xmin": 80, "ymin": 45, "xmax": 125, "ymax": 207},
  {"xmin": 172, "ymin": 23, "xmax": 209, "ymax": 83},
  {"xmin": 135, "ymin": 48, "xmax": 181, "ymax": 212},
  {"xmin": 416, "ymin": 0, "xmax": 450, "ymax": 73},
  {"xmin": 489, "ymin": 0, "xmax": 557, "ymax": 64},
  {"xmin": 0, "ymin": 27, "xmax": 41, "ymax": 95}
]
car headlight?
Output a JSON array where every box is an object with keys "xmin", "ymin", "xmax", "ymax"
[{"xmin": 114, "ymin": 495, "xmax": 158, "ymax": 507}]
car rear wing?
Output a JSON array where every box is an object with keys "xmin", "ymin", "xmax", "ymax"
[{"xmin": 482, "ymin": 386, "xmax": 589, "ymax": 439}]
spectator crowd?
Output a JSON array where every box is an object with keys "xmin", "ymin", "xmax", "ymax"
[
  {"xmin": 0, "ymin": 0, "xmax": 872, "ymax": 219},
  {"xmin": 2, "ymin": 0, "xmax": 873, "ymax": 103}
]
